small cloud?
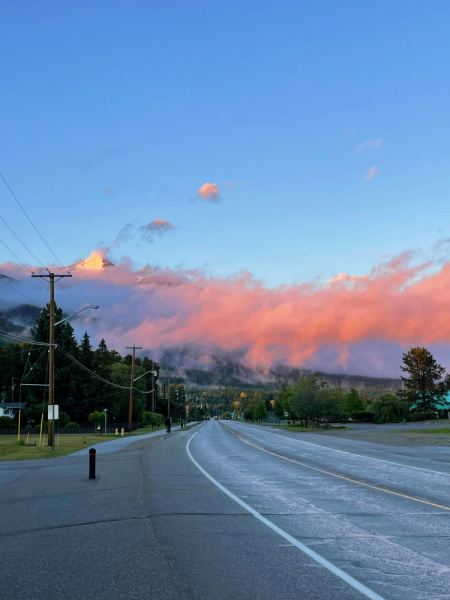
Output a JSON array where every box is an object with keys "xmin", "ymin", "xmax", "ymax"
[
  {"xmin": 326, "ymin": 272, "xmax": 368, "ymax": 284},
  {"xmin": 102, "ymin": 187, "xmax": 113, "ymax": 195},
  {"xmin": 197, "ymin": 183, "xmax": 220, "ymax": 203},
  {"xmin": 354, "ymin": 139, "xmax": 383, "ymax": 154},
  {"xmin": 346, "ymin": 129, "xmax": 356, "ymax": 135},
  {"xmin": 111, "ymin": 223, "xmax": 133, "ymax": 250},
  {"xmin": 366, "ymin": 166, "xmax": 379, "ymax": 181},
  {"xmin": 138, "ymin": 219, "xmax": 176, "ymax": 243},
  {"xmin": 225, "ymin": 181, "xmax": 248, "ymax": 188}
]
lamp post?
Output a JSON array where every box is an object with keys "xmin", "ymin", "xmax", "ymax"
[
  {"xmin": 103, "ymin": 408, "xmax": 108, "ymax": 435},
  {"xmin": 54, "ymin": 304, "xmax": 99, "ymax": 326}
]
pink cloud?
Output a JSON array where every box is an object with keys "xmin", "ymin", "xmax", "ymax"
[
  {"xmin": 8, "ymin": 246, "xmax": 450, "ymax": 376},
  {"xmin": 366, "ymin": 165, "xmax": 379, "ymax": 181},
  {"xmin": 326, "ymin": 272, "xmax": 368, "ymax": 284},
  {"xmin": 197, "ymin": 183, "xmax": 220, "ymax": 202},
  {"xmin": 354, "ymin": 139, "xmax": 383, "ymax": 153},
  {"xmin": 225, "ymin": 181, "xmax": 248, "ymax": 188}
]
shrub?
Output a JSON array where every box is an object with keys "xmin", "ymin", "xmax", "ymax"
[
  {"xmin": 141, "ymin": 411, "xmax": 164, "ymax": 430},
  {"xmin": 65, "ymin": 421, "xmax": 80, "ymax": 428},
  {"xmin": 406, "ymin": 411, "xmax": 439, "ymax": 422},
  {"xmin": 350, "ymin": 412, "xmax": 374, "ymax": 422},
  {"xmin": 0, "ymin": 416, "xmax": 17, "ymax": 428}
]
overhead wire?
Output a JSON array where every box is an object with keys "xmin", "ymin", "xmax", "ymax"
[
  {"xmin": 1, "ymin": 172, "xmax": 136, "ymax": 351},
  {"xmin": 58, "ymin": 346, "xmax": 133, "ymax": 389}
]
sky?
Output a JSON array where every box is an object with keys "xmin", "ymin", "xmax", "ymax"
[{"xmin": 1, "ymin": 1, "xmax": 450, "ymax": 376}]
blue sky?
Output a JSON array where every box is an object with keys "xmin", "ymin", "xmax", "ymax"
[{"xmin": 1, "ymin": 0, "xmax": 450, "ymax": 287}]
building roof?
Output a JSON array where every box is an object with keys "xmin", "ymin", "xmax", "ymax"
[{"xmin": 0, "ymin": 403, "xmax": 28, "ymax": 409}]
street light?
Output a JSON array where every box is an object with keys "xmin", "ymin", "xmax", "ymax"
[
  {"xmin": 103, "ymin": 408, "xmax": 108, "ymax": 436},
  {"xmin": 54, "ymin": 305, "xmax": 99, "ymax": 326},
  {"xmin": 133, "ymin": 369, "xmax": 158, "ymax": 412}
]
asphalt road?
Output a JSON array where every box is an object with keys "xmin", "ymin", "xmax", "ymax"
[{"xmin": 1, "ymin": 420, "xmax": 450, "ymax": 600}]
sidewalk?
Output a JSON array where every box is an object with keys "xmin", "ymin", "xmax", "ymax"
[{"xmin": 71, "ymin": 421, "xmax": 199, "ymax": 456}]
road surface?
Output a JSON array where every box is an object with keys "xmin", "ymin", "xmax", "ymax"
[{"xmin": 1, "ymin": 420, "xmax": 450, "ymax": 600}]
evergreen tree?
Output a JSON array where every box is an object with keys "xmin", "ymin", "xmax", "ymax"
[
  {"xmin": 345, "ymin": 388, "xmax": 365, "ymax": 415},
  {"xmin": 398, "ymin": 347, "xmax": 448, "ymax": 412},
  {"xmin": 254, "ymin": 400, "xmax": 268, "ymax": 422}
]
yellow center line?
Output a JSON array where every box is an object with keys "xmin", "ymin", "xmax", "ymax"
[{"xmin": 220, "ymin": 423, "xmax": 450, "ymax": 512}]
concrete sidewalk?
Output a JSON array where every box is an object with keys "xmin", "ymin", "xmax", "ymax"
[{"xmin": 71, "ymin": 420, "xmax": 199, "ymax": 456}]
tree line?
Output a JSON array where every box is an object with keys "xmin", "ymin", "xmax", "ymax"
[{"xmin": 0, "ymin": 302, "xmax": 159, "ymax": 427}]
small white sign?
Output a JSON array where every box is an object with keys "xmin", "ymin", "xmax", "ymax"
[
  {"xmin": 284, "ymin": 411, "xmax": 289, "ymax": 417},
  {"xmin": 48, "ymin": 405, "xmax": 59, "ymax": 420}
]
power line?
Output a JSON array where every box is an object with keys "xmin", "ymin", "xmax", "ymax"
[
  {"xmin": 0, "ymin": 211, "xmax": 47, "ymax": 268},
  {"xmin": 0, "ymin": 172, "xmax": 65, "ymax": 268},
  {"xmin": 0, "ymin": 173, "xmax": 132, "ymax": 346},
  {"xmin": 0, "ymin": 329, "xmax": 50, "ymax": 346},
  {"xmin": 58, "ymin": 347, "xmax": 133, "ymax": 390},
  {"xmin": 0, "ymin": 276, "xmax": 39, "ymax": 305}
]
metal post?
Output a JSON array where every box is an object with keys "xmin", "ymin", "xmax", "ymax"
[
  {"xmin": 104, "ymin": 408, "xmax": 107, "ymax": 435},
  {"xmin": 52, "ymin": 403, "xmax": 55, "ymax": 451}
]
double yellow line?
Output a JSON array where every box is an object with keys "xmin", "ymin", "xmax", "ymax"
[{"xmin": 221, "ymin": 423, "xmax": 450, "ymax": 512}]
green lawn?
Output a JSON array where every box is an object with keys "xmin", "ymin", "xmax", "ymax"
[
  {"xmin": 0, "ymin": 425, "xmax": 166, "ymax": 461},
  {"xmin": 390, "ymin": 427, "xmax": 450, "ymax": 435},
  {"xmin": 249, "ymin": 422, "xmax": 349, "ymax": 432}
]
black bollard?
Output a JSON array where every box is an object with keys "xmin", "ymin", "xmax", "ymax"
[{"xmin": 89, "ymin": 448, "xmax": 96, "ymax": 479}]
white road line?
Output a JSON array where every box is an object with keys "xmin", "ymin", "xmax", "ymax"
[
  {"xmin": 186, "ymin": 427, "xmax": 387, "ymax": 600},
  {"xmin": 231, "ymin": 422, "xmax": 450, "ymax": 477}
]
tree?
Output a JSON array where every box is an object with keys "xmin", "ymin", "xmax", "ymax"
[
  {"xmin": 398, "ymin": 347, "xmax": 448, "ymax": 412},
  {"xmin": 371, "ymin": 394, "xmax": 408, "ymax": 423},
  {"xmin": 243, "ymin": 407, "xmax": 255, "ymax": 421},
  {"xmin": 345, "ymin": 389, "xmax": 365, "ymax": 416},
  {"xmin": 88, "ymin": 411, "xmax": 104, "ymax": 428},
  {"xmin": 273, "ymin": 397, "xmax": 286, "ymax": 424},
  {"xmin": 254, "ymin": 400, "xmax": 268, "ymax": 423}
]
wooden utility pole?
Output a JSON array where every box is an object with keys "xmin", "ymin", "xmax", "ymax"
[
  {"xmin": 151, "ymin": 373, "xmax": 155, "ymax": 413},
  {"xmin": 32, "ymin": 271, "xmax": 72, "ymax": 447},
  {"xmin": 127, "ymin": 345, "xmax": 142, "ymax": 432}
]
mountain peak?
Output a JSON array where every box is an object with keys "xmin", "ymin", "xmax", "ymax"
[{"xmin": 74, "ymin": 252, "xmax": 114, "ymax": 272}]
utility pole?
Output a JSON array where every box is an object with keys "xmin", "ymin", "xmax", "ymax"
[
  {"xmin": 127, "ymin": 345, "xmax": 142, "ymax": 432},
  {"xmin": 152, "ymin": 372, "xmax": 155, "ymax": 413},
  {"xmin": 167, "ymin": 376, "xmax": 170, "ymax": 423},
  {"xmin": 32, "ymin": 271, "xmax": 72, "ymax": 447}
]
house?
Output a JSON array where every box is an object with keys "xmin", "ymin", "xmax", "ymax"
[{"xmin": 0, "ymin": 403, "xmax": 28, "ymax": 419}]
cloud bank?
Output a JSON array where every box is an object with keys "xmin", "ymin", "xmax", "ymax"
[{"xmin": 3, "ymin": 247, "xmax": 450, "ymax": 376}]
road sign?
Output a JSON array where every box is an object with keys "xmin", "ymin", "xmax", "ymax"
[
  {"xmin": 284, "ymin": 411, "xmax": 289, "ymax": 417},
  {"xmin": 48, "ymin": 405, "xmax": 59, "ymax": 420}
]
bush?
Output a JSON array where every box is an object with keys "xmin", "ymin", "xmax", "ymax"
[
  {"xmin": 65, "ymin": 421, "xmax": 80, "ymax": 428},
  {"xmin": 141, "ymin": 411, "xmax": 164, "ymax": 430},
  {"xmin": 350, "ymin": 412, "xmax": 374, "ymax": 422},
  {"xmin": 406, "ymin": 411, "xmax": 439, "ymax": 422},
  {"xmin": 0, "ymin": 416, "xmax": 17, "ymax": 428}
]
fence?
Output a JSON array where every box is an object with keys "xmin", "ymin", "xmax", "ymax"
[{"xmin": 0, "ymin": 423, "xmax": 141, "ymax": 435}]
